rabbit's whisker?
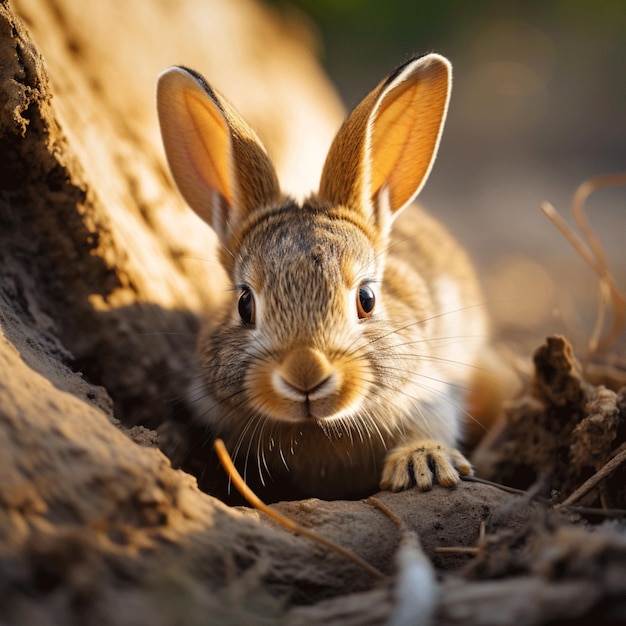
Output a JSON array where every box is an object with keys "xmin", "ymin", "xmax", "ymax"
[{"xmin": 376, "ymin": 367, "xmax": 482, "ymax": 434}]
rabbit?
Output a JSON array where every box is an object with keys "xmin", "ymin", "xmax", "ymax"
[{"xmin": 156, "ymin": 53, "xmax": 489, "ymax": 500}]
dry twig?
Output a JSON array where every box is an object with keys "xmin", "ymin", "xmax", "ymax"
[
  {"xmin": 556, "ymin": 447, "xmax": 626, "ymax": 508},
  {"xmin": 461, "ymin": 474, "xmax": 531, "ymax": 497},
  {"xmin": 541, "ymin": 172, "xmax": 626, "ymax": 357},
  {"xmin": 213, "ymin": 439, "xmax": 385, "ymax": 580},
  {"xmin": 366, "ymin": 496, "xmax": 406, "ymax": 533},
  {"xmin": 434, "ymin": 522, "xmax": 486, "ymax": 556},
  {"xmin": 565, "ymin": 506, "xmax": 626, "ymax": 518}
]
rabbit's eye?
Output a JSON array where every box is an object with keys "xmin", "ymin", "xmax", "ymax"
[
  {"xmin": 357, "ymin": 285, "xmax": 375, "ymax": 319},
  {"xmin": 238, "ymin": 288, "xmax": 255, "ymax": 325}
]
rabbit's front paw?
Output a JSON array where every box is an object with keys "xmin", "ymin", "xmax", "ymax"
[{"xmin": 380, "ymin": 439, "xmax": 472, "ymax": 492}]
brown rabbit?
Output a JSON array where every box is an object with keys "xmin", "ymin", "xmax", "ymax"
[{"xmin": 157, "ymin": 53, "xmax": 488, "ymax": 500}]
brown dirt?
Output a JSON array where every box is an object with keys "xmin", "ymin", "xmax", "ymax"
[{"xmin": 0, "ymin": 1, "xmax": 624, "ymax": 624}]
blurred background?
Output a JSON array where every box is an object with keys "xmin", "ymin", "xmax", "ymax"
[
  {"xmin": 16, "ymin": 0, "xmax": 623, "ymax": 359},
  {"xmin": 266, "ymin": 0, "xmax": 626, "ymax": 355}
]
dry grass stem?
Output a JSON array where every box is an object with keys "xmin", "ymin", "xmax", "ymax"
[
  {"xmin": 366, "ymin": 496, "xmax": 406, "ymax": 533},
  {"xmin": 434, "ymin": 521, "xmax": 486, "ymax": 556},
  {"xmin": 565, "ymin": 506, "xmax": 626, "ymax": 518},
  {"xmin": 462, "ymin": 474, "xmax": 534, "ymax": 497},
  {"xmin": 556, "ymin": 447, "xmax": 626, "ymax": 508},
  {"xmin": 213, "ymin": 439, "xmax": 385, "ymax": 580},
  {"xmin": 540, "ymin": 172, "xmax": 626, "ymax": 357}
]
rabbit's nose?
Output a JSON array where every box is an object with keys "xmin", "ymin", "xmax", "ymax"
[{"xmin": 276, "ymin": 347, "xmax": 337, "ymax": 399}]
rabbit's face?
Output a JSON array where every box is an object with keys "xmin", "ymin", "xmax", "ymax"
[{"xmin": 204, "ymin": 200, "xmax": 383, "ymax": 424}]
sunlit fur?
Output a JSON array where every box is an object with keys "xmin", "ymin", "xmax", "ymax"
[
  {"xmin": 194, "ymin": 199, "xmax": 487, "ymax": 499},
  {"xmin": 158, "ymin": 54, "xmax": 489, "ymax": 499}
]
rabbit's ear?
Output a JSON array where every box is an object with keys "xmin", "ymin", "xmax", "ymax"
[
  {"xmin": 157, "ymin": 67, "xmax": 280, "ymax": 244},
  {"xmin": 319, "ymin": 53, "xmax": 450, "ymax": 229}
]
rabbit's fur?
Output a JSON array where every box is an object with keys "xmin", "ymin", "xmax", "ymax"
[{"xmin": 157, "ymin": 54, "xmax": 488, "ymax": 499}]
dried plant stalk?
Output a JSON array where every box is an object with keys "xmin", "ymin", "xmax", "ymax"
[
  {"xmin": 557, "ymin": 447, "xmax": 626, "ymax": 508},
  {"xmin": 213, "ymin": 439, "xmax": 385, "ymax": 580},
  {"xmin": 541, "ymin": 172, "xmax": 626, "ymax": 357}
]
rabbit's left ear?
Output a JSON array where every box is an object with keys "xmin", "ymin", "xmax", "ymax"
[
  {"xmin": 319, "ymin": 53, "xmax": 451, "ymax": 229},
  {"xmin": 156, "ymin": 66, "xmax": 281, "ymax": 245}
]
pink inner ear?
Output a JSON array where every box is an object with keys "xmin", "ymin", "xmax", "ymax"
[
  {"xmin": 183, "ymin": 91, "xmax": 233, "ymax": 207},
  {"xmin": 369, "ymin": 67, "xmax": 449, "ymax": 214}
]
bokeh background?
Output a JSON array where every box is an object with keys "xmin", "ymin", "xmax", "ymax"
[{"xmin": 266, "ymin": 0, "xmax": 626, "ymax": 355}]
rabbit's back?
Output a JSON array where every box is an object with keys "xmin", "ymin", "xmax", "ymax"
[{"xmin": 389, "ymin": 204, "xmax": 488, "ymax": 360}]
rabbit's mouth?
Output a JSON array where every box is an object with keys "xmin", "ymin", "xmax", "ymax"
[{"xmin": 246, "ymin": 345, "xmax": 369, "ymax": 422}]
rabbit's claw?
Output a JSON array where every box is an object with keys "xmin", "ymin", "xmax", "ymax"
[{"xmin": 380, "ymin": 439, "xmax": 472, "ymax": 492}]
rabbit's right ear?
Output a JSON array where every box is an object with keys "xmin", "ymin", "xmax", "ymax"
[
  {"xmin": 157, "ymin": 67, "xmax": 281, "ymax": 245},
  {"xmin": 319, "ymin": 54, "xmax": 451, "ymax": 237}
]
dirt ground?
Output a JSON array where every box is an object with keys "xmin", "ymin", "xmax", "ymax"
[{"xmin": 0, "ymin": 0, "xmax": 624, "ymax": 624}]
